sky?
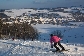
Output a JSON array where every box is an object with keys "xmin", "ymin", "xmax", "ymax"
[{"xmin": 0, "ymin": 0, "xmax": 84, "ymax": 9}]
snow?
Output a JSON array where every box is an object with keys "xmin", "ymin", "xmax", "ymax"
[
  {"xmin": 4, "ymin": 9, "xmax": 72, "ymax": 18},
  {"xmin": 64, "ymin": 8, "xmax": 71, "ymax": 12},
  {"xmin": 4, "ymin": 9, "xmax": 49, "ymax": 17},
  {"xmin": 80, "ymin": 10, "xmax": 84, "ymax": 13},
  {"xmin": 0, "ymin": 22, "xmax": 84, "ymax": 56}
]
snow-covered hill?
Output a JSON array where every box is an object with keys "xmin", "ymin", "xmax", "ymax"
[{"xmin": 0, "ymin": 22, "xmax": 84, "ymax": 56}]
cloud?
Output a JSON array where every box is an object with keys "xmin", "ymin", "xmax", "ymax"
[
  {"xmin": 33, "ymin": 0, "xmax": 54, "ymax": 4},
  {"xmin": 33, "ymin": 0, "xmax": 46, "ymax": 4}
]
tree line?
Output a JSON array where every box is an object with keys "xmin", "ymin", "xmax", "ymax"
[{"xmin": 0, "ymin": 19, "xmax": 39, "ymax": 41}]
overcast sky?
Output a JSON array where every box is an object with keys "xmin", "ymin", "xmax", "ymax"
[{"xmin": 0, "ymin": 0, "xmax": 84, "ymax": 9}]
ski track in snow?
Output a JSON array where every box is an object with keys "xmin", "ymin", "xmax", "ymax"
[
  {"xmin": 0, "ymin": 23, "xmax": 84, "ymax": 56},
  {"xmin": 0, "ymin": 40, "xmax": 84, "ymax": 56}
]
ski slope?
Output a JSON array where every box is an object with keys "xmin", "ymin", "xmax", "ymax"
[{"xmin": 0, "ymin": 22, "xmax": 84, "ymax": 56}]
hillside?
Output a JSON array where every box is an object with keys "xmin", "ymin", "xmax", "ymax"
[{"xmin": 0, "ymin": 22, "xmax": 84, "ymax": 56}]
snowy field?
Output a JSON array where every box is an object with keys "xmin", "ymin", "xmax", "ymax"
[{"xmin": 0, "ymin": 22, "xmax": 84, "ymax": 56}]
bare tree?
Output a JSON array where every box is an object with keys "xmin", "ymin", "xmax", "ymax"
[{"xmin": 0, "ymin": 19, "xmax": 3, "ymax": 38}]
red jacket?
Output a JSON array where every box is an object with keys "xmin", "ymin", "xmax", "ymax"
[{"xmin": 50, "ymin": 36, "xmax": 61, "ymax": 44}]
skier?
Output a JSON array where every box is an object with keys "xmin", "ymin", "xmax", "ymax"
[{"xmin": 50, "ymin": 34, "xmax": 65, "ymax": 52}]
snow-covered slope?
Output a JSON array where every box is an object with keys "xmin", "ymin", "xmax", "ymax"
[{"xmin": 0, "ymin": 22, "xmax": 84, "ymax": 56}]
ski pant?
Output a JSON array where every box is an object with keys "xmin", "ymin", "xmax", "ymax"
[{"xmin": 54, "ymin": 41, "xmax": 65, "ymax": 50}]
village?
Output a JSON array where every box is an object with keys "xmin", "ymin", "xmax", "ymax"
[{"xmin": 0, "ymin": 6, "xmax": 84, "ymax": 25}]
